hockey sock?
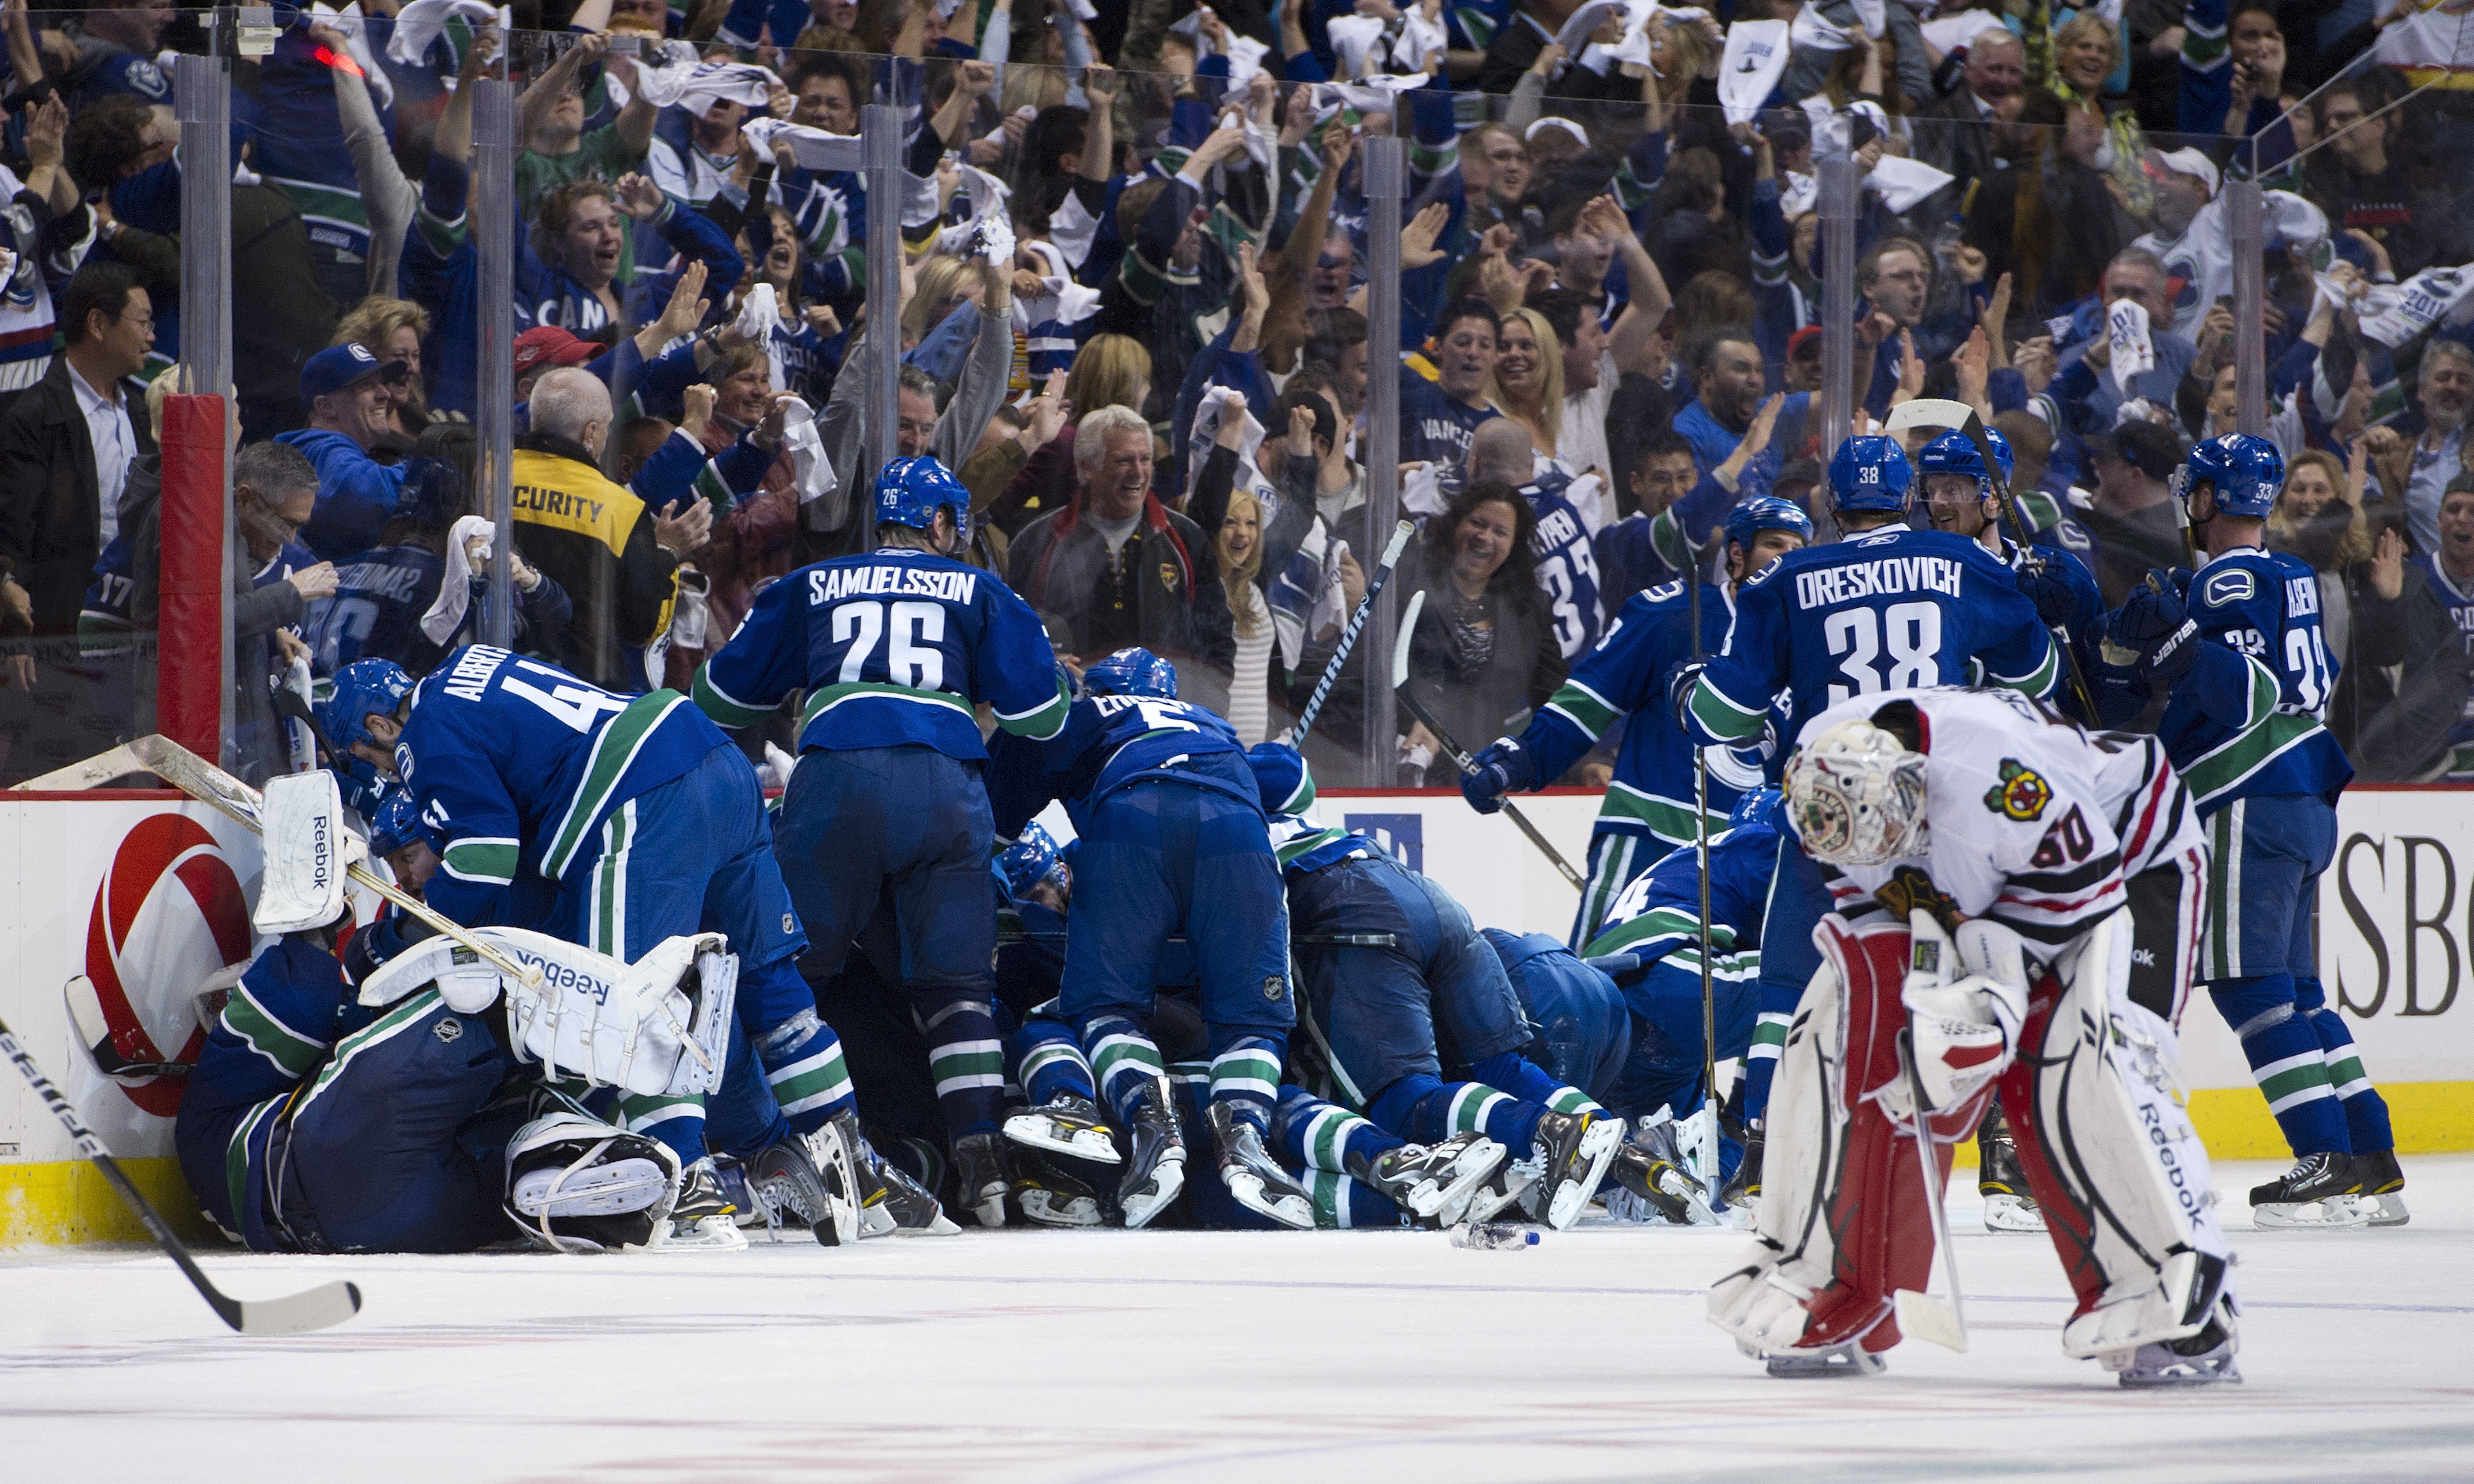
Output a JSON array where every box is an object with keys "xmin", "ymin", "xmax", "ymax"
[
  {"xmin": 1301, "ymin": 1168, "xmax": 1402, "ymax": 1229},
  {"xmin": 922, "ymin": 999, "xmax": 1007, "ymax": 1139},
  {"xmin": 1372, "ymin": 1074, "xmax": 1548, "ymax": 1155},
  {"xmin": 2297, "ymin": 977, "xmax": 2395, "ymax": 1153},
  {"xmin": 1013, "ymin": 1027, "xmax": 1099, "ymax": 1106},
  {"xmin": 1468, "ymin": 1051, "xmax": 1603, "ymax": 1119},
  {"xmin": 1277, "ymin": 1085, "xmax": 1401, "ymax": 1174},
  {"xmin": 882, "ymin": 1135, "xmax": 945, "ymax": 1193},
  {"xmin": 1740, "ymin": 982, "xmax": 1803, "ymax": 1125},
  {"xmin": 1084, "ymin": 1015, "xmax": 1166, "ymax": 1123},
  {"xmin": 1206, "ymin": 1032, "xmax": 1286, "ymax": 1132},
  {"xmin": 616, "ymin": 1092, "xmax": 708, "ymax": 1165},
  {"xmin": 2210, "ymin": 975, "xmax": 2349, "ymax": 1157},
  {"xmin": 754, "ymin": 1008, "xmax": 857, "ymax": 1135}
]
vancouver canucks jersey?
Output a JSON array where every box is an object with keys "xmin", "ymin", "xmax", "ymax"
[
  {"xmin": 1398, "ymin": 365, "xmax": 1499, "ymax": 468},
  {"xmin": 694, "ymin": 547, "xmax": 1069, "ymax": 759},
  {"xmin": 395, "ymin": 646, "xmax": 726, "ymax": 926},
  {"xmin": 1580, "ymin": 817, "xmax": 1778, "ymax": 978},
  {"xmin": 1684, "ymin": 526, "xmax": 2056, "ymax": 754},
  {"xmin": 989, "ymin": 693, "xmax": 1258, "ymax": 840},
  {"xmin": 1524, "ymin": 468, "xmax": 1606, "ymax": 659},
  {"xmin": 2147, "ymin": 548, "xmax": 2353, "ymax": 812},
  {"xmin": 303, "ymin": 544, "xmax": 443, "ymax": 673},
  {"xmin": 1521, "ymin": 580, "xmax": 1767, "ymax": 851},
  {"xmin": 2410, "ymin": 553, "xmax": 2474, "ymax": 773}
]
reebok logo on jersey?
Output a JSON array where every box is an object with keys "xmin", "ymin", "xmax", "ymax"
[
  {"xmin": 2201, "ymin": 569, "xmax": 2257, "ymax": 607},
  {"xmin": 1983, "ymin": 759, "xmax": 2052, "ymax": 821},
  {"xmin": 1792, "ymin": 555, "xmax": 1964, "ymax": 609}
]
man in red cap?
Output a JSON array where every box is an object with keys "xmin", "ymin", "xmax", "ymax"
[{"xmin": 513, "ymin": 326, "xmax": 601, "ymax": 402}]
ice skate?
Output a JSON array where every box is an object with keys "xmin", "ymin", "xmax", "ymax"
[
  {"xmin": 1002, "ymin": 1093, "xmax": 1123, "ymax": 1164},
  {"xmin": 1977, "ymin": 1112, "xmax": 2045, "ymax": 1233},
  {"xmin": 2352, "ymin": 1148, "xmax": 2410, "ymax": 1227},
  {"xmin": 2249, "ymin": 1152, "xmax": 2372, "ymax": 1230},
  {"xmin": 661, "ymin": 1158, "xmax": 750, "ymax": 1252},
  {"xmin": 1604, "ymin": 1138, "xmax": 1714, "ymax": 1225},
  {"xmin": 1205, "ymin": 1101, "xmax": 1315, "ymax": 1229},
  {"xmin": 1721, "ymin": 1120, "xmax": 1762, "ymax": 1214},
  {"xmin": 2108, "ymin": 1302, "xmax": 2242, "ymax": 1389},
  {"xmin": 1460, "ymin": 1150, "xmax": 1544, "ymax": 1224},
  {"xmin": 749, "ymin": 1125, "xmax": 861, "ymax": 1245},
  {"xmin": 831, "ymin": 1110, "xmax": 959, "ymax": 1238},
  {"xmin": 1531, "ymin": 1110, "xmax": 1624, "ymax": 1230},
  {"xmin": 1350, "ymin": 1134, "xmax": 1503, "ymax": 1224},
  {"xmin": 1116, "ymin": 1073, "xmax": 1187, "ymax": 1229},
  {"xmin": 950, "ymin": 1131, "xmax": 1012, "ymax": 1229},
  {"xmin": 1760, "ymin": 1338, "xmax": 1887, "ymax": 1378},
  {"xmin": 1011, "ymin": 1144, "xmax": 1106, "ymax": 1227}
]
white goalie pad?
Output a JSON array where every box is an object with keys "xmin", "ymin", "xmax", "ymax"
[
  {"xmin": 358, "ymin": 927, "xmax": 739, "ymax": 1098},
  {"xmin": 2017, "ymin": 910, "xmax": 2235, "ymax": 1361},
  {"xmin": 1708, "ymin": 950, "xmax": 1847, "ymax": 1354},
  {"xmin": 254, "ymin": 771, "xmax": 367, "ymax": 933}
]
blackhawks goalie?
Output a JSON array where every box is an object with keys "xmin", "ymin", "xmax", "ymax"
[{"xmin": 1707, "ymin": 685, "xmax": 2239, "ymax": 1387}]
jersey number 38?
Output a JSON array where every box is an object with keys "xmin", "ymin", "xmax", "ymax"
[{"xmin": 1824, "ymin": 601, "xmax": 1943, "ymax": 704}]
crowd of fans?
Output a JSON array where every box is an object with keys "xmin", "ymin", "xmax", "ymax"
[{"xmin": 2, "ymin": 0, "xmax": 2472, "ymax": 788}]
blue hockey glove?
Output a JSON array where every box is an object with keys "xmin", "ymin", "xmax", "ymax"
[
  {"xmin": 2107, "ymin": 574, "xmax": 2199, "ymax": 684},
  {"xmin": 2014, "ymin": 557, "xmax": 2078, "ymax": 627},
  {"xmin": 1461, "ymin": 738, "xmax": 1535, "ymax": 814},
  {"xmin": 1666, "ymin": 660, "xmax": 1708, "ymax": 732}
]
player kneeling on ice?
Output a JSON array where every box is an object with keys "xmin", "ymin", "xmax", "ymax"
[
  {"xmin": 1707, "ymin": 687, "xmax": 2240, "ymax": 1387},
  {"xmin": 176, "ymin": 891, "xmax": 735, "ymax": 1254}
]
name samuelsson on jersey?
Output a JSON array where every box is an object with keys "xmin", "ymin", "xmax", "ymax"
[
  {"xmin": 1791, "ymin": 553, "xmax": 1967, "ymax": 608},
  {"xmin": 810, "ymin": 564, "xmax": 981, "ymax": 605}
]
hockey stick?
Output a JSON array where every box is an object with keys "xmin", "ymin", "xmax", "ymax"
[
  {"xmin": 1886, "ymin": 399, "xmax": 2101, "ymax": 720},
  {"xmin": 1891, "ymin": 1028, "xmax": 1970, "ymax": 1353},
  {"xmin": 1291, "ymin": 519, "xmax": 1417, "ymax": 745},
  {"xmin": 106, "ymin": 736, "xmax": 546, "ymax": 991},
  {"xmin": 1391, "ymin": 590, "xmax": 1585, "ymax": 892},
  {"xmin": 66, "ymin": 975, "xmax": 192, "ymax": 1079},
  {"xmin": 0, "ymin": 1014, "xmax": 362, "ymax": 1335},
  {"xmin": 1682, "ymin": 559, "xmax": 1725, "ymax": 1196},
  {"xmin": 999, "ymin": 931, "xmax": 1399, "ymax": 947}
]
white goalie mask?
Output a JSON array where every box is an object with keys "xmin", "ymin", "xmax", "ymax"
[{"xmin": 1785, "ymin": 718, "xmax": 1929, "ymax": 867}]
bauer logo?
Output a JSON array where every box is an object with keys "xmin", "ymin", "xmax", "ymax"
[
  {"xmin": 85, "ymin": 814, "xmax": 253, "ymax": 1116},
  {"xmin": 1346, "ymin": 814, "xmax": 1423, "ymax": 873}
]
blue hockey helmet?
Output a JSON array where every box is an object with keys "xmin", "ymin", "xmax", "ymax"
[
  {"xmin": 316, "ymin": 658, "xmax": 414, "ymax": 756},
  {"xmin": 1915, "ymin": 427, "xmax": 2014, "ymax": 500},
  {"xmin": 365, "ymin": 785, "xmax": 431, "ymax": 858},
  {"xmin": 1728, "ymin": 785, "xmax": 1782, "ymax": 830},
  {"xmin": 2180, "ymin": 433, "xmax": 2284, "ymax": 520},
  {"xmin": 1828, "ymin": 435, "xmax": 1914, "ymax": 513},
  {"xmin": 994, "ymin": 822, "xmax": 1065, "ymax": 903},
  {"xmin": 1724, "ymin": 494, "xmax": 1816, "ymax": 552},
  {"xmin": 1082, "ymin": 647, "xmax": 1178, "ymax": 700},
  {"xmin": 875, "ymin": 455, "xmax": 970, "ymax": 535}
]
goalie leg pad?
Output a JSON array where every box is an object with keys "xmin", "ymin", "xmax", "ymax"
[
  {"xmin": 504, "ymin": 1110, "xmax": 684, "ymax": 1254},
  {"xmin": 2000, "ymin": 911, "xmax": 2236, "ymax": 1361}
]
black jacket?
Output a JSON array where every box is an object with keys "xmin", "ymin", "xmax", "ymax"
[
  {"xmin": 0, "ymin": 355, "xmax": 156, "ymax": 634},
  {"xmin": 1007, "ymin": 491, "xmax": 1234, "ymax": 668}
]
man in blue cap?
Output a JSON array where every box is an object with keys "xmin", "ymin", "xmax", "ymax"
[{"xmin": 279, "ymin": 341, "xmax": 414, "ymax": 562}]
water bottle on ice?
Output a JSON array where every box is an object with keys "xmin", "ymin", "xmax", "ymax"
[{"xmin": 1450, "ymin": 1221, "xmax": 1539, "ymax": 1250}]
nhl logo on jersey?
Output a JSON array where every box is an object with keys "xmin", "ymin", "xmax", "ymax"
[
  {"xmin": 1983, "ymin": 759, "xmax": 2052, "ymax": 822},
  {"xmin": 1262, "ymin": 974, "xmax": 1287, "ymax": 1002}
]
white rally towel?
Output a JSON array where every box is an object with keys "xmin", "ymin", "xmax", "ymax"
[
  {"xmin": 1396, "ymin": 6, "xmax": 1449, "ymax": 72},
  {"xmin": 600, "ymin": 39, "xmax": 701, "ymax": 111},
  {"xmin": 671, "ymin": 62, "xmax": 781, "ymax": 119},
  {"xmin": 1170, "ymin": 7, "xmax": 1273, "ymax": 83},
  {"xmin": 309, "ymin": 3, "xmax": 396, "ymax": 108},
  {"xmin": 1718, "ymin": 19, "xmax": 1792, "ymax": 123},
  {"xmin": 383, "ymin": 0, "xmax": 505, "ymax": 67},
  {"xmin": 1865, "ymin": 154, "xmax": 1952, "ymax": 212},
  {"xmin": 2106, "ymin": 297, "xmax": 2155, "ymax": 394},
  {"xmin": 779, "ymin": 396, "xmax": 839, "ymax": 505},
  {"xmin": 741, "ymin": 117, "xmax": 865, "ymax": 173},
  {"xmin": 1918, "ymin": 8, "xmax": 2005, "ymax": 54},
  {"xmin": 1185, "ymin": 384, "xmax": 1270, "ymax": 506},
  {"xmin": 423, "ymin": 514, "xmax": 500, "ymax": 646},
  {"xmin": 1326, "ymin": 15, "xmax": 1389, "ymax": 79},
  {"xmin": 1850, "ymin": 0, "xmax": 1887, "ymax": 38},
  {"xmin": 2357, "ymin": 262, "xmax": 2474, "ymax": 347},
  {"xmin": 1553, "ymin": 0, "xmax": 1629, "ymax": 71},
  {"xmin": 736, "ymin": 282, "xmax": 786, "ymax": 392},
  {"xmin": 1790, "ymin": 0, "xmax": 1857, "ymax": 53}
]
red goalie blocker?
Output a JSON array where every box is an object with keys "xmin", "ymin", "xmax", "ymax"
[{"xmin": 1800, "ymin": 919, "xmax": 2001, "ymax": 1354}]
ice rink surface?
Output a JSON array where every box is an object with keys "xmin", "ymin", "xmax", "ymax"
[{"xmin": 3, "ymin": 1156, "xmax": 2469, "ymax": 1483}]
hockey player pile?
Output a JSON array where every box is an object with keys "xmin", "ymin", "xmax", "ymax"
[{"xmin": 168, "ymin": 427, "xmax": 2409, "ymax": 1390}]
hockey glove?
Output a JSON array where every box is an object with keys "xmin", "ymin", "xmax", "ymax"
[
  {"xmin": 2014, "ymin": 556, "xmax": 2079, "ymax": 627},
  {"xmin": 2107, "ymin": 574, "xmax": 2199, "ymax": 685},
  {"xmin": 1666, "ymin": 659, "xmax": 1708, "ymax": 732},
  {"xmin": 1461, "ymin": 737, "xmax": 1535, "ymax": 814}
]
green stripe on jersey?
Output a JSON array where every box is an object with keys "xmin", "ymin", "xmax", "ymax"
[
  {"xmin": 994, "ymin": 676, "xmax": 1072, "ymax": 739},
  {"xmin": 801, "ymin": 681, "xmax": 975, "ymax": 733},
  {"xmin": 692, "ymin": 661, "xmax": 771, "ymax": 729},
  {"xmin": 222, "ymin": 985, "xmax": 328, "ymax": 1078},
  {"xmin": 1543, "ymin": 679, "xmax": 1621, "ymax": 740},
  {"xmin": 441, "ymin": 837, "xmax": 520, "ymax": 885},
  {"xmin": 543, "ymin": 691, "xmax": 689, "ymax": 880}
]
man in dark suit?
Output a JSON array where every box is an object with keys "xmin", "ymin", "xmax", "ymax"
[
  {"xmin": 0, "ymin": 261, "xmax": 159, "ymax": 782},
  {"xmin": 1478, "ymin": 0, "xmax": 1637, "ymax": 103},
  {"xmin": 1910, "ymin": 26, "xmax": 2027, "ymax": 223}
]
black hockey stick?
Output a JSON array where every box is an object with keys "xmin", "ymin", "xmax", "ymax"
[
  {"xmin": 1682, "ymin": 555, "xmax": 1724, "ymax": 1195},
  {"xmin": 1892, "ymin": 1029, "xmax": 1969, "ymax": 1353},
  {"xmin": 1292, "ymin": 519, "xmax": 1417, "ymax": 745},
  {"xmin": 0, "ymin": 1014, "xmax": 362, "ymax": 1335},
  {"xmin": 1391, "ymin": 590, "xmax": 1585, "ymax": 892}
]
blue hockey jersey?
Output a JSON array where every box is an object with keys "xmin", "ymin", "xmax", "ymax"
[
  {"xmin": 2412, "ymin": 552, "xmax": 2474, "ymax": 771},
  {"xmin": 1684, "ymin": 526, "xmax": 2057, "ymax": 753},
  {"xmin": 1398, "ymin": 364, "xmax": 1499, "ymax": 468},
  {"xmin": 2141, "ymin": 548, "xmax": 2354, "ymax": 812},
  {"xmin": 989, "ymin": 693, "xmax": 1259, "ymax": 840},
  {"xmin": 1524, "ymin": 468, "xmax": 1605, "ymax": 659},
  {"xmin": 693, "ymin": 547, "xmax": 1070, "ymax": 758},
  {"xmin": 1580, "ymin": 818, "xmax": 1778, "ymax": 975},
  {"xmin": 394, "ymin": 645, "xmax": 728, "ymax": 925}
]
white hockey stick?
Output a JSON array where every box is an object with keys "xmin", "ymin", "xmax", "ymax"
[
  {"xmin": 1292, "ymin": 519, "xmax": 1416, "ymax": 744},
  {"xmin": 0, "ymin": 1014, "xmax": 362, "ymax": 1335},
  {"xmin": 1892, "ymin": 1029, "xmax": 1970, "ymax": 1353}
]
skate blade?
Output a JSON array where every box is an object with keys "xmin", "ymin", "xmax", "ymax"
[
  {"xmin": 1466, "ymin": 1165, "xmax": 1541, "ymax": 1225},
  {"xmin": 2367, "ymin": 1192, "xmax": 2411, "ymax": 1227},
  {"xmin": 1002, "ymin": 1115, "xmax": 1124, "ymax": 1165},
  {"xmin": 510, "ymin": 1159, "xmax": 670, "ymax": 1218},
  {"xmin": 1545, "ymin": 1120, "xmax": 1626, "ymax": 1231},
  {"xmin": 1019, "ymin": 1190, "xmax": 1104, "ymax": 1227},
  {"xmin": 897, "ymin": 1209, "xmax": 964, "ymax": 1236},
  {"xmin": 1227, "ymin": 1170, "xmax": 1316, "ymax": 1230},
  {"xmin": 2252, "ymin": 1196, "xmax": 2373, "ymax": 1230},
  {"xmin": 1410, "ymin": 1138, "xmax": 1507, "ymax": 1219},
  {"xmin": 658, "ymin": 1214, "xmax": 751, "ymax": 1252},
  {"xmin": 1981, "ymin": 1195, "xmax": 2048, "ymax": 1233},
  {"xmin": 1119, "ymin": 1157, "xmax": 1186, "ymax": 1230},
  {"xmin": 1764, "ymin": 1344, "xmax": 1887, "ymax": 1378},
  {"xmin": 2117, "ymin": 1355, "xmax": 2242, "ymax": 1388},
  {"xmin": 1894, "ymin": 1289, "xmax": 1968, "ymax": 1353}
]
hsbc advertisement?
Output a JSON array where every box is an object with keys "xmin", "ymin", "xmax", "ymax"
[{"xmin": 2313, "ymin": 786, "xmax": 2474, "ymax": 1088}]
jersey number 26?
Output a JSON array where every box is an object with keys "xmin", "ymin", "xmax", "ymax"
[{"xmin": 833, "ymin": 599, "xmax": 945, "ymax": 689}]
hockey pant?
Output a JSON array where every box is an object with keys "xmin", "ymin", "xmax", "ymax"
[
  {"xmin": 1171, "ymin": 1068, "xmax": 1405, "ymax": 1228},
  {"xmin": 1709, "ymin": 912, "xmax": 2234, "ymax": 1362},
  {"xmin": 1571, "ymin": 825, "xmax": 1670, "ymax": 952},
  {"xmin": 1066, "ymin": 780, "xmax": 1293, "ymax": 1133},
  {"xmin": 1600, "ymin": 952, "xmax": 1758, "ymax": 1124},
  {"xmin": 775, "ymin": 745, "xmax": 1008, "ymax": 1141},
  {"xmin": 552, "ymin": 744, "xmax": 849, "ymax": 1166},
  {"xmin": 2201, "ymin": 794, "xmax": 2391, "ymax": 1158},
  {"xmin": 1743, "ymin": 832, "xmax": 1829, "ymax": 1125},
  {"xmin": 1488, "ymin": 927, "xmax": 1632, "ymax": 1101}
]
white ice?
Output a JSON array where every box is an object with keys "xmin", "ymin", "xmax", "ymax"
[{"xmin": 3, "ymin": 1156, "xmax": 2470, "ymax": 1482}]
